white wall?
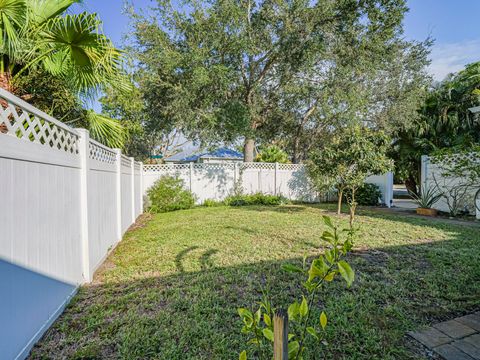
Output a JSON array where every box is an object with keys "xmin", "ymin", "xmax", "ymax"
[
  {"xmin": 143, "ymin": 163, "xmax": 393, "ymax": 206},
  {"xmin": 421, "ymin": 155, "xmax": 480, "ymax": 218},
  {"xmin": 0, "ymin": 89, "xmax": 143, "ymax": 359}
]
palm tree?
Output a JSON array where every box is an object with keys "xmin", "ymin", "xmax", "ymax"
[{"xmin": 0, "ymin": 0, "xmax": 128, "ymax": 147}]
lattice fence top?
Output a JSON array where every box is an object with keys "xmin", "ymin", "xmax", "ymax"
[
  {"xmin": 143, "ymin": 164, "xmax": 189, "ymax": 172},
  {"xmin": 143, "ymin": 162, "xmax": 306, "ymax": 173},
  {"xmin": 278, "ymin": 164, "xmax": 304, "ymax": 171},
  {"xmin": 0, "ymin": 88, "xmax": 79, "ymax": 154},
  {"xmin": 89, "ymin": 139, "xmax": 116, "ymax": 164},
  {"xmin": 193, "ymin": 163, "xmax": 235, "ymax": 170},
  {"xmin": 241, "ymin": 162, "xmax": 275, "ymax": 170}
]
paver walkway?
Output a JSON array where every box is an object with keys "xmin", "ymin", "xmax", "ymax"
[{"xmin": 409, "ymin": 312, "xmax": 480, "ymax": 360}]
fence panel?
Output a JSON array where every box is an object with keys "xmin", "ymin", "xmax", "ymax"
[
  {"xmin": 121, "ymin": 155, "xmax": 133, "ymax": 234},
  {"xmin": 142, "ymin": 163, "xmax": 393, "ymax": 206},
  {"xmin": 192, "ymin": 163, "xmax": 236, "ymax": 202},
  {"xmin": 87, "ymin": 140, "xmax": 118, "ymax": 275},
  {"xmin": 421, "ymin": 155, "xmax": 479, "ymax": 218},
  {"xmin": 0, "ymin": 88, "xmax": 144, "ymax": 360},
  {"xmin": 134, "ymin": 162, "xmax": 142, "ymax": 217},
  {"xmin": 0, "ymin": 89, "xmax": 83, "ymax": 360},
  {"xmin": 240, "ymin": 163, "xmax": 276, "ymax": 195}
]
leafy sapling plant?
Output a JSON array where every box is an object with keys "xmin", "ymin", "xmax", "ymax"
[{"xmin": 238, "ymin": 216, "xmax": 355, "ymax": 359}]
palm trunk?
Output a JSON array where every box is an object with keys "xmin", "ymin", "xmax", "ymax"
[{"xmin": 0, "ymin": 69, "xmax": 12, "ymax": 134}]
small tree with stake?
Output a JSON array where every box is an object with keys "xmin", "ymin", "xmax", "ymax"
[
  {"xmin": 306, "ymin": 125, "xmax": 393, "ymax": 226},
  {"xmin": 238, "ymin": 216, "xmax": 355, "ymax": 359}
]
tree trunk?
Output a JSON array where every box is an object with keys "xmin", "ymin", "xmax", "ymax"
[
  {"xmin": 337, "ymin": 188, "xmax": 343, "ymax": 215},
  {"xmin": 349, "ymin": 188, "xmax": 356, "ymax": 228},
  {"xmin": 292, "ymin": 136, "xmax": 301, "ymax": 164},
  {"xmin": 244, "ymin": 138, "xmax": 255, "ymax": 162},
  {"xmin": 0, "ymin": 71, "xmax": 12, "ymax": 134}
]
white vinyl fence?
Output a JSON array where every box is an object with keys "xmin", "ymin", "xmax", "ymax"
[
  {"xmin": 0, "ymin": 86, "xmax": 394, "ymax": 359},
  {"xmin": 421, "ymin": 155, "xmax": 480, "ymax": 218},
  {"xmin": 0, "ymin": 89, "xmax": 143, "ymax": 360},
  {"xmin": 143, "ymin": 163, "xmax": 394, "ymax": 206}
]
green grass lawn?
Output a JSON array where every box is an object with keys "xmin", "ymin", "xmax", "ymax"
[{"xmin": 30, "ymin": 205, "xmax": 480, "ymax": 359}]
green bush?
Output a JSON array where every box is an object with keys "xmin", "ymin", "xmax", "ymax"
[
  {"xmin": 255, "ymin": 145, "xmax": 290, "ymax": 163},
  {"xmin": 147, "ymin": 176, "xmax": 195, "ymax": 213},
  {"xmin": 344, "ymin": 183, "xmax": 382, "ymax": 206},
  {"xmin": 202, "ymin": 199, "xmax": 224, "ymax": 207},
  {"xmin": 224, "ymin": 192, "xmax": 289, "ymax": 206}
]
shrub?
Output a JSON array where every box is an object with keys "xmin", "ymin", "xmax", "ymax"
[
  {"xmin": 344, "ymin": 183, "xmax": 382, "ymax": 206},
  {"xmin": 255, "ymin": 145, "xmax": 290, "ymax": 163},
  {"xmin": 147, "ymin": 176, "xmax": 195, "ymax": 213},
  {"xmin": 224, "ymin": 192, "xmax": 289, "ymax": 206},
  {"xmin": 202, "ymin": 199, "xmax": 224, "ymax": 207}
]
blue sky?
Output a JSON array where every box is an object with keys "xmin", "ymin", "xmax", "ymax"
[{"xmin": 73, "ymin": 0, "xmax": 480, "ymax": 82}]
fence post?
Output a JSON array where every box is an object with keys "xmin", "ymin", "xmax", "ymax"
[
  {"xmin": 114, "ymin": 149, "xmax": 122, "ymax": 240},
  {"xmin": 420, "ymin": 155, "xmax": 428, "ymax": 191},
  {"xmin": 274, "ymin": 162, "xmax": 279, "ymax": 195},
  {"xmin": 475, "ymin": 189, "xmax": 480, "ymax": 220},
  {"xmin": 386, "ymin": 172, "xmax": 393, "ymax": 208},
  {"xmin": 273, "ymin": 310, "xmax": 289, "ymax": 360},
  {"xmin": 77, "ymin": 129, "xmax": 91, "ymax": 282},
  {"xmin": 189, "ymin": 162, "xmax": 194, "ymax": 191},
  {"xmin": 130, "ymin": 157, "xmax": 135, "ymax": 223},
  {"xmin": 140, "ymin": 162, "xmax": 144, "ymax": 213}
]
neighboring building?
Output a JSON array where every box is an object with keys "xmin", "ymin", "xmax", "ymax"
[{"xmin": 165, "ymin": 147, "xmax": 243, "ymax": 163}]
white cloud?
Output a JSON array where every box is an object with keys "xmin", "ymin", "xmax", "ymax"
[{"xmin": 428, "ymin": 40, "xmax": 480, "ymax": 81}]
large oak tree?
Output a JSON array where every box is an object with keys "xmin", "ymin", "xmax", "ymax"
[{"xmin": 129, "ymin": 0, "xmax": 428, "ymax": 161}]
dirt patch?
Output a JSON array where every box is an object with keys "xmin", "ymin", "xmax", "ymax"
[{"xmin": 128, "ymin": 212, "xmax": 154, "ymax": 231}]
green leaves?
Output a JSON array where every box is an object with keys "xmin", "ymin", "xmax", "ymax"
[
  {"xmin": 262, "ymin": 328, "xmax": 274, "ymax": 342},
  {"xmin": 238, "ymin": 214, "xmax": 356, "ymax": 359},
  {"xmin": 84, "ymin": 110, "xmax": 127, "ymax": 148},
  {"xmin": 282, "ymin": 263, "xmax": 304, "ymax": 273},
  {"xmin": 299, "ymin": 296, "xmax": 308, "ymax": 317},
  {"xmin": 288, "ymin": 301, "xmax": 300, "ymax": 321},
  {"xmin": 288, "ymin": 341, "xmax": 300, "ymax": 359},
  {"xmin": 322, "ymin": 215, "xmax": 334, "ymax": 229},
  {"xmin": 263, "ymin": 314, "xmax": 271, "ymax": 327},
  {"xmin": 338, "ymin": 261, "xmax": 355, "ymax": 287},
  {"xmin": 307, "ymin": 326, "xmax": 319, "ymax": 340},
  {"xmin": 320, "ymin": 312, "xmax": 327, "ymax": 330},
  {"xmin": 239, "ymin": 350, "xmax": 247, "ymax": 360},
  {"xmin": 238, "ymin": 308, "xmax": 253, "ymax": 320},
  {"xmin": 308, "ymin": 257, "xmax": 328, "ymax": 282}
]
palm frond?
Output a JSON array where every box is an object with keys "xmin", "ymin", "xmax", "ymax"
[
  {"xmin": 30, "ymin": 12, "xmax": 124, "ymax": 95},
  {"xmin": 26, "ymin": 0, "xmax": 81, "ymax": 26},
  {"xmin": 0, "ymin": 0, "xmax": 27, "ymax": 58},
  {"xmin": 84, "ymin": 110, "xmax": 128, "ymax": 149}
]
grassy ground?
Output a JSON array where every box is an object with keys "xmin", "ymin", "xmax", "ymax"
[{"xmin": 30, "ymin": 205, "xmax": 480, "ymax": 359}]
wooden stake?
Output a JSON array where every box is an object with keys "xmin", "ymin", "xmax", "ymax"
[{"xmin": 273, "ymin": 310, "xmax": 288, "ymax": 360}]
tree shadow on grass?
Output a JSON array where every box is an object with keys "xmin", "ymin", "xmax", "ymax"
[
  {"xmin": 29, "ymin": 227, "xmax": 480, "ymax": 360},
  {"xmin": 200, "ymin": 249, "xmax": 219, "ymax": 271},
  {"xmin": 175, "ymin": 246, "xmax": 198, "ymax": 273}
]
